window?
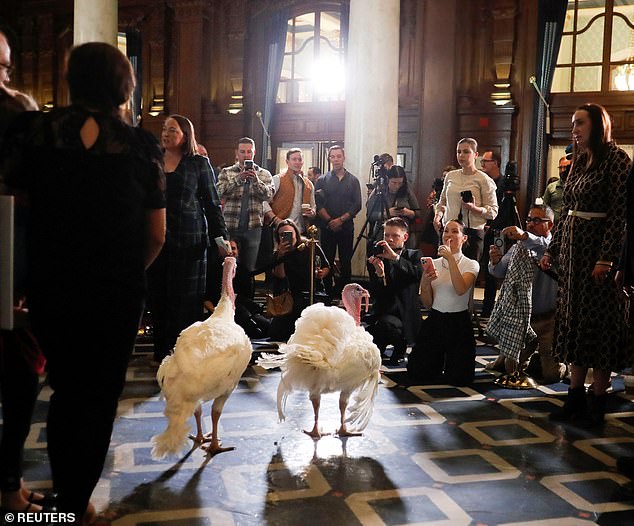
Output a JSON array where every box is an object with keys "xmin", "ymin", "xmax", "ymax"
[
  {"xmin": 277, "ymin": 10, "xmax": 345, "ymax": 103},
  {"xmin": 552, "ymin": 0, "xmax": 634, "ymax": 93}
]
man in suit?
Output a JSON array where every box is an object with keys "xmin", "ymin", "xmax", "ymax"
[{"xmin": 366, "ymin": 217, "xmax": 422, "ymax": 365}]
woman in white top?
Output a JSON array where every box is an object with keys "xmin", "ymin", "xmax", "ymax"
[
  {"xmin": 433, "ymin": 138, "xmax": 498, "ymax": 261},
  {"xmin": 407, "ymin": 220, "xmax": 480, "ymax": 386}
]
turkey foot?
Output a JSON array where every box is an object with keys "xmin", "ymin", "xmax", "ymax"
[
  {"xmin": 303, "ymin": 425, "xmax": 331, "ymax": 439},
  {"xmin": 336, "ymin": 426, "xmax": 362, "ymax": 437},
  {"xmin": 189, "ymin": 433, "xmax": 217, "ymax": 445},
  {"xmin": 201, "ymin": 440, "xmax": 235, "ymax": 456}
]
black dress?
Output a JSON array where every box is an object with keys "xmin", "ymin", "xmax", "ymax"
[
  {"xmin": 1, "ymin": 106, "xmax": 165, "ymax": 516},
  {"xmin": 548, "ymin": 143, "xmax": 631, "ymax": 370}
]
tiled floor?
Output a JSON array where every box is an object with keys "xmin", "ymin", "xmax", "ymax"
[{"xmin": 7, "ymin": 339, "xmax": 634, "ymax": 525}]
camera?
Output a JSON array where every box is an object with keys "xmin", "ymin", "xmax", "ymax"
[
  {"xmin": 501, "ymin": 161, "xmax": 519, "ymax": 193},
  {"xmin": 493, "ymin": 229, "xmax": 505, "ymax": 255},
  {"xmin": 244, "ymin": 159, "xmax": 255, "ymax": 171},
  {"xmin": 369, "ymin": 243, "xmax": 385, "ymax": 257},
  {"xmin": 461, "ymin": 190, "xmax": 473, "ymax": 203}
]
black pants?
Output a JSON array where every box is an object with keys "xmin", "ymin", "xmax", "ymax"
[
  {"xmin": 408, "ymin": 309, "xmax": 475, "ymax": 386},
  {"xmin": 0, "ymin": 330, "xmax": 40, "ymax": 491},
  {"xmin": 367, "ymin": 314, "xmax": 407, "ymax": 358},
  {"xmin": 30, "ymin": 289, "xmax": 143, "ymax": 519},
  {"xmin": 321, "ymin": 226, "xmax": 353, "ymax": 296}
]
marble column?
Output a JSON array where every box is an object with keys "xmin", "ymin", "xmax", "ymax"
[
  {"xmin": 73, "ymin": 0, "xmax": 118, "ymax": 46},
  {"xmin": 345, "ymin": 0, "xmax": 400, "ymax": 276}
]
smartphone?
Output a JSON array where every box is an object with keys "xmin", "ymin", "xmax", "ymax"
[
  {"xmin": 493, "ymin": 229, "xmax": 505, "ymax": 255},
  {"xmin": 420, "ymin": 256, "xmax": 433, "ymax": 270},
  {"xmin": 280, "ymin": 230, "xmax": 293, "ymax": 245},
  {"xmin": 244, "ymin": 159, "xmax": 254, "ymax": 171},
  {"xmin": 461, "ymin": 190, "xmax": 473, "ymax": 203}
]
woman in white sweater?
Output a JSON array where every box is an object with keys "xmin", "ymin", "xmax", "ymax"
[
  {"xmin": 433, "ymin": 138, "xmax": 498, "ymax": 261},
  {"xmin": 408, "ymin": 220, "xmax": 479, "ymax": 386}
]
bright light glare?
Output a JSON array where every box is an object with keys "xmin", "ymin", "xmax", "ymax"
[{"xmin": 312, "ymin": 57, "xmax": 345, "ymax": 99}]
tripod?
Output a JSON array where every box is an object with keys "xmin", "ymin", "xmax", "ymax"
[
  {"xmin": 352, "ymin": 180, "xmax": 391, "ymax": 259},
  {"xmin": 492, "ymin": 190, "xmax": 522, "ymax": 230}
]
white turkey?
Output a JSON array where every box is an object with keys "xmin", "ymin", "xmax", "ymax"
[
  {"xmin": 152, "ymin": 256, "xmax": 252, "ymax": 458},
  {"xmin": 257, "ymin": 283, "xmax": 381, "ymax": 438}
]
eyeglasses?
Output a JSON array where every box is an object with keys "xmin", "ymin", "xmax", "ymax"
[
  {"xmin": 480, "ymin": 159, "xmax": 493, "ymax": 164},
  {"xmin": 0, "ymin": 62, "xmax": 14, "ymax": 76},
  {"xmin": 526, "ymin": 217, "xmax": 550, "ymax": 224}
]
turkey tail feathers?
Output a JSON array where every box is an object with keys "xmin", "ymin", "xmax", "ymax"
[
  {"xmin": 344, "ymin": 373, "xmax": 380, "ymax": 432},
  {"xmin": 151, "ymin": 398, "xmax": 198, "ymax": 460},
  {"xmin": 256, "ymin": 352, "xmax": 286, "ymax": 369}
]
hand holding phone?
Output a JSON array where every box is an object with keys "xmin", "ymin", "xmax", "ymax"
[
  {"xmin": 280, "ymin": 230, "xmax": 293, "ymax": 245},
  {"xmin": 420, "ymin": 257, "xmax": 433, "ymax": 270}
]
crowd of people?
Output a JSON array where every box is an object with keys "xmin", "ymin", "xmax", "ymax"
[{"xmin": 1, "ymin": 32, "xmax": 634, "ymax": 522}]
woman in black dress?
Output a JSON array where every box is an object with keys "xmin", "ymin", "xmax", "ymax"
[
  {"xmin": 148, "ymin": 114, "xmax": 228, "ymax": 362},
  {"xmin": 541, "ymin": 103, "xmax": 631, "ymax": 426},
  {"xmin": 2, "ymin": 43, "xmax": 166, "ymax": 522}
]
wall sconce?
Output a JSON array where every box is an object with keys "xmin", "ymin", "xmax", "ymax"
[
  {"xmin": 490, "ymin": 82, "xmax": 512, "ymax": 106},
  {"xmin": 148, "ymin": 96, "xmax": 165, "ymax": 117},
  {"xmin": 42, "ymin": 101, "xmax": 55, "ymax": 112},
  {"xmin": 227, "ymin": 93, "xmax": 243, "ymax": 114}
]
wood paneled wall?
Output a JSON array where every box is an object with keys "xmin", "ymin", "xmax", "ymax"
[{"xmin": 4, "ymin": 0, "xmax": 629, "ymax": 220}]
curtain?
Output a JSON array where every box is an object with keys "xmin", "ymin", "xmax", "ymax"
[
  {"xmin": 246, "ymin": 7, "xmax": 290, "ymax": 171},
  {"xmin": 529, "ymin": 0, "xmax": 568, "ymax": 203}
]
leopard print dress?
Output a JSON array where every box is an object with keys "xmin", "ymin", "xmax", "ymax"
[{"xmin": 548, "ymin": 142, "xmax": 631, "ymax": 370}]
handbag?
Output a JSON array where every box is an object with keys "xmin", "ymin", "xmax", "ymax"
[{"xmin": 266, "ymin": 290, "xmax": 294, "ymax": 317}]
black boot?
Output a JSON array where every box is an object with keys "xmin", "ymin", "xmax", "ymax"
[
  {"xmin": 549, "ymin": 386, "xmax": 587, "ymax": 422},
  {"xmin": 581, "ymin": 392, "xmax": 607, "ymax": 427}
]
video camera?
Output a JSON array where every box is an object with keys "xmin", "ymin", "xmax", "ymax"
[
  {"xmin": 501, "ymin": 161, "xmax": 520, "ymax": 194},
  {"xmin": 370, "ymin": 154, "xmax": 388, "ymax": 193}
]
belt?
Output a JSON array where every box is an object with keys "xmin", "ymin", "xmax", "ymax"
[{"xmin": 568, "ymin": 210, "xmax": 607, "ymax": 220}]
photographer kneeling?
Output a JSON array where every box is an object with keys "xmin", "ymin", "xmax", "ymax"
[
  {"xmin": 367, "ymin": 217, "xmax": 422, "ymax": 366},
  {"xmin": 269, "ymin": 219, "xmax": 330, "ymax": 341},
  {"xmin": 487, "ymin": 205, "xmax": 566, "ymax": 384}
]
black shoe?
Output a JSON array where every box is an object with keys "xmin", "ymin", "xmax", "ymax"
[
  {"xmin": 579, "ymin": 392, "xmax": 606, "ymax": 427},
  {"xmin": 549, "ymin": 386, "xmax": 587, "ymax": 422},
  {"xmin": 384, "ymin": 355, "xmax": 405, "ymax": 367}
]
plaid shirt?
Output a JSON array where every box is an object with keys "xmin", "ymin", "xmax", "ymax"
[
  {"xmin": 486, "ymin": 242, "xmax": 537, "ymax": 361},
  {"xmin": 217, "ymin": 162, "xmax": 273, "ymax": 231}
]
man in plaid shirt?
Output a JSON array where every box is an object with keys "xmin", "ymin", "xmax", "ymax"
[{"xmin": 217, "ymin": 137, "xmax": 273, "ymax": 272}]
